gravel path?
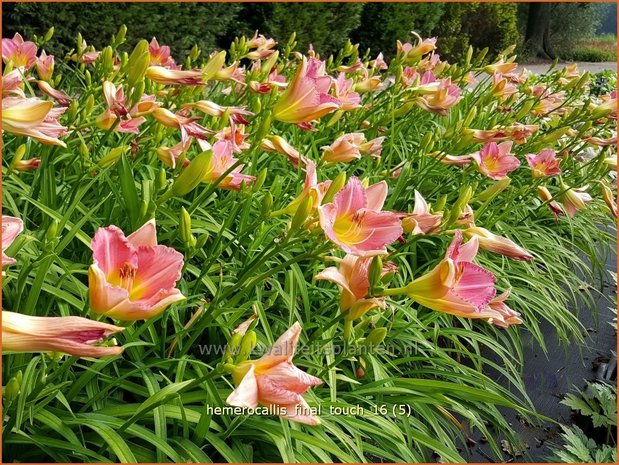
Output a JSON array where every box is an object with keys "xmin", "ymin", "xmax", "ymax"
[{"xmin": 520, "ymin": 61, "xmax": 616, "ymax": 75}]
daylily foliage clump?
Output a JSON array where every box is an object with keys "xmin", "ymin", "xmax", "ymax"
[{"xmin": 1, "ymin": 27, "xmax": 616, "ymax": 463}]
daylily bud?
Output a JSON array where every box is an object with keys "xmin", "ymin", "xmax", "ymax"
[
  {"xmin": 235, "ymin": 330, "xmax": 257, "ymax": 363},
  {"xmin": 463, "ymin": 106, "xmax": 477, "ymax": 128},
  {"xmin": 434, "ymin": 194, "xmax": 447, "ymax": 212},
  {"xmin": 189, "ymin": 44, "xmax": 201, "ymax": 61},
  {"xmin": 13, "ymin": 144, "xmax": 27, "ymax": 166},
  {"xmin": 116, "ymin": 25, "xmax": 127, "ymax": 45},
  {"xmin": 600, "ymin": 182, "xmax": 617, "ymax": 218},
  {"xmin": 44, "ymin": 27, "xmax": 55, "ymax": 42},
  {"xmin": 83, "ymin": 94, "xmax": 95, "ymax": 118},
  {"xmin": 14, "ymin": 158, "xmax": 41, "ymax": 172},
  {"xmin": 224, "ymin": 332, "xmax": 244, "ymax": 363},
  {"xmin": 126, "ymin": 40, "xmax": 150, "ymax": 87},
  {"xmin": 475, "ymin": 178, "xmax": 511, "ymax": 202},
  {"xmin": 447, "ymin": 185, "xmax": 474, "ymax": 225},
  {"xmin": 364, "ymin": 327, "xmax": 387, "ymax": 350},
  {"xmin": 180, "ymin": 207, "xmax": 196, "ymax": 247},
  {"xmin": 322, "ymin": 172, "xmax": 347, "ymax": 204},
  {"xmin": 368, "ymin": 256, "xmax": 383, "ymax": 292},
  {"xmin": 84, "ymin": 70, "xmax": 92, "ymax": 87},
  {"xmin": 253, "ymin": 168, "xmax": 268, "ymax": 191},
  {"xmin": 203, "ymin": 51, "xmax": 226, "ymax": 81},
  {"xmin": 261, "ymin": 192, "xmax": 274, "ymax": 217},
  {"xmin": 98, "ymin": 146, "xmax": 128, "ymax": 168},
  {"xmin": 290, "ymin": 195, "xmax": 313, "ymax": 232},
  {"xmin": 155, "ymin": 168, "xmax": 167, "ymax": 191},
  {"xmin": 4, "ymin": 376, "xmax": 20, "ymax": 402},
  {"xmin": 169, "ymin": 150, "xmax": 213, "ymax": 197}
]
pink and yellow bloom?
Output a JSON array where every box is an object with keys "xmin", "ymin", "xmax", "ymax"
[
  {"xmin": 272, "ymin": 57, "xmax": 342, "ymax": 124},
  {"xmin": 35, "ymin": 50, "xmax": 55, "ymax": 81},
  {"xmin": 2, "ymin": 311, "xmax": 124, "ymax": 358},
  {"xmin": 315, "ymin": 254, "xmax": 390, "ymax": 320},
  {"xmin": 2, "ymin": 215, "xmax": 23, "ymax": 266},
  {"xmin": 148, "ymin": 37, "xmax": 177, "ymax": 69},
  {"xmin": 471, "ymin": 141, "xmax": 520, "ymax": 180},
  {"xmin": 2, "ymin": 97, "xmax": 68, "ymax": 147},
  {"xmin": 333, "ymin": 73, "xmax": 361, "ymax": 111},
  {"xmin": 525, "ymin": 149, "xmax": 561, "ymax": 178},
  {"xmin": 2, "ymin": 33, "xmax": 37, "ymax": 69},
  {"xmin": 88, "ymin": 220, "xmax": 185, "ymax": 320},
  {"xmin": 226, "ymin": 322, "xmax": 323, "ymax": 425},
  {"xmin": 462, "ymin": 227, "xmax": 534, "ymax": 261},
  {"xmin": 2, "ymin": 68, "xmax": 26, "ymax": 98},
  {"xmin": 201, "ymin": 140, "xmax": 255, "ymax": 190},
  {"xmin": 398, "ymin": 37, "xmax": 437, "ymax": 62},
  {"xmin": 392, "ymin": 231, "xmax": 499, "ymax": 320},
  {"xmin": 415, "ymin": 78, "xmax": 461, "ymax": 116},
  {"xmin": 321, "ymin": 133, "xmax": 383, "ymax": 164},
  {"xmin": 319, "ymin": 177, "xmax": 403, "ymax": 256},
  {"xmin": 399, "ymin": 191, "xmax": 443, "ymax": 235}
]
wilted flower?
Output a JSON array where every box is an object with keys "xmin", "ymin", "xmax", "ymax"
[
  {"xmin": 489, "ymin": 73, "xmax": 518, "ymax": 100},
  {"xmin": 151, "ymin": 107, "xmax": 211, "ymax": 144},
  {"xmin": 462, "ymin": 227, "xmax": 534, "ymax": 261},
  {"xmin": 261, "ymin": 135, "xmax": 306, "ymax": 168},
  {"xmin": 88, "ymin": 220, "xmax": 185, "ymax": 320},
  {"xmin": 226, "ymin": 322, "xmax": 323, "ymax": 425},
  {"xmin": 37, "ymin": 80, "xmax": 71, "ymax": 107},
  {"xmin": 398, "ymin": 37, "xmax": 437, "ymax": 62},
  {"xmin": 2, "ymin": 311, "xmax": 124, "ymax": 358},
  {"xmin": 537, "ymin": 186, "xmax": 564, "ymax": 217},
  {"xmin": 146, "ymin": 66, "xmax": 204, "ymax": 86},
  {"xmin": 560, "ymin": 183, "xmax": 593, "ymax": 218},
  {"xmin": 399, "ymin": 190, "xmax": 443, "ymax": 235},
  {"xmin": 2, "ymin": 68, "xmax": 26, "ymax": 98}
]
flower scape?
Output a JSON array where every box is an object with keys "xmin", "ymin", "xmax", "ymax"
[{"xmin": 1, "ymin": 28, "xmax": 617, "ymax": 463}]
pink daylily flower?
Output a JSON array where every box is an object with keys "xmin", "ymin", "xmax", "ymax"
[
  {"xmin": 2, "ymin": 310, "xmax": 124, "ymax": 358},
  {"xmin": 490, "ymin": 73, "xmax": 518, "ymax": 100},
  {"xmin": 415, "ymin": 78, "xmax": 461, "ymax": 116},
  {"xmin": 370, "ymin": 52, "xmax": 388, "ymax": 71},
  {"xmin": 214, "ymin": 120, "xmax": 250, "ymax": 154},
  {"xmin": 485, "ymin": 289, "xmax": 522, "ymax": 328},
  {"xmin": 156, "ymin": 139, "xmax": 192, "ymax": 169},
  {"xmin": 148, "ymin": 37, "xmax": 178, "ymax": 69},
  {"xmin": 315, "ymin": 254, "xmax": 392, "ymax": 320},
  {"xmin": 2, "ymin": 33, "xmax": 37, "ymax": 69},
  {"xmin": 319, "ymin": 177, "xmax": 403, "ymax": 256},
  {"xmin": 471, "ymin": 141, "xmax": 520, "ymax": 180},
  {"xmin": 272, "ymin": 57, "xmax": 342, "ymax": 124},
  {"xmin": 201, "ymin": 140, "xmax": 255, "ymax": 190},
  {"xmin": 35, "ymin": 50, "xmax": 55, "ymax": 81},
  {"xmin": 2, "ymin": 67, "xmax": 26, "ymax": 98},
  {"xmin": 333, "ymin": 73, "xmax": 361, "ymax": 111},
  {"xmin": 399, "ymin": 191, "xmax": 443, "ymax": 235},
  {"xmin": 321, "ymin": 133, "xmax": 375, "ymax": 164},
  {"xmin": 398, "ymin": 37, "xmax": 437, "ymax": 62},
  {"xmin": 2, "ymin": 215, "xmax": 24, "ymax": 266},
  {"xmin": 2, "ymin": 97, "xmax": 68, "ymax": 147},
  {"xmin": 463, "ymin": 227, "xmax": 534, "ymax": 261},
  {"xmin": 525, "ymin": 149, "xmax": 561, "ymax": 178},
  {"xmin": 226, "ymin": 322, "xmax": 323, "ymax": 425},
  {"xmin": 88, "ymin": 220, "xmax": 185, "ymax": 320},
  {"xmin": 466, "ymin": 124, "xmax": 539, "ymax": 144},
  {"xmin": 399, "ymin": 230, "xmax": 498, "ymax": 317}
]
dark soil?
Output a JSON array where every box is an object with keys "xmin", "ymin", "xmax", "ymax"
[{"xmin": 464, "ymin": 248, "xmax": 617, "ymax": 463}]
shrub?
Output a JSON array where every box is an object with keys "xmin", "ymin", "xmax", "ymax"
[
  {"xmin": 351, "ymin": 3, "xmax": 445, "ymax": 59},
  {"xmin": 432, "ymin": 2, "xmax": 519, "ymax": 62}
]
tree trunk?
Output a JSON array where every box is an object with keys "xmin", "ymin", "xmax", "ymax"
[{"xmin": 524, "ymin": 3, "xmax": 557, "ymax": 59}]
